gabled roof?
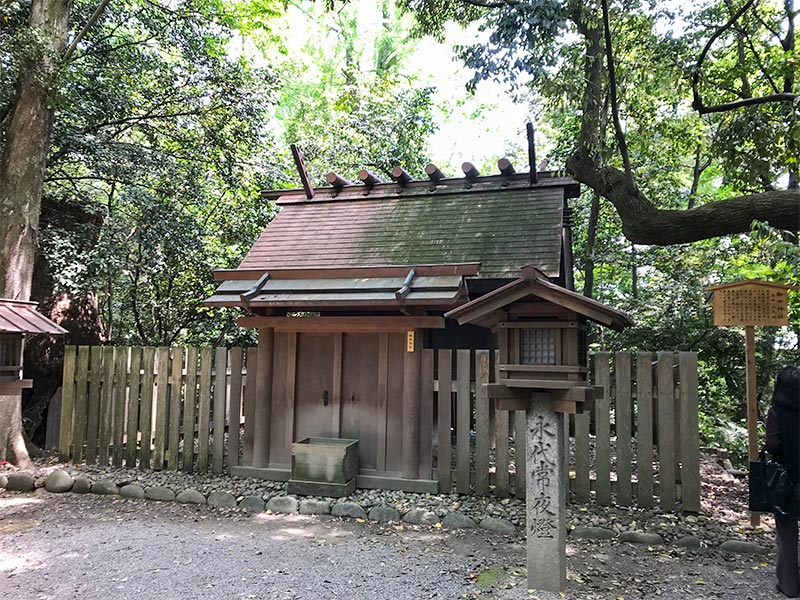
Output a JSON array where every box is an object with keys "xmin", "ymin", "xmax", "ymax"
[
  {"xmin": 445, "ymin": 266, "xmax": 633, "ymax": 332},
  {"xmin": 237, "ymin": 172, "xmax": 574, "ymax": 280},
  {"xmin": 0, "ymin": 299, "xmax": 67, "ymax": 335}
]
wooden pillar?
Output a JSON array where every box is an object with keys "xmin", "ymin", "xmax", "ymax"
[
  {"xmin": 745, "ymin": 325, "xmax": 759, "ymax": 526},
  {"xmin": 252, "ymin": 327, "xmax": 274, "ymax": 468},
  {"xmin": 526, "ymin": 393, "xmax": 566, "ymax": 593},
  {"xmin": 402, "ymin": 328, "xmax": 421, "ymax": 480}
]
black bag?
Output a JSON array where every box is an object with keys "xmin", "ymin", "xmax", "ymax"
[{"xmin": 749, "ymin": 451, "xmax": 798, "ymax": 516}]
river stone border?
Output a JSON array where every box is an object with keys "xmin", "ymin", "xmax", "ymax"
[{"xmin": 0, "ymin": 475, "xmax": 776, "ymax": 556}]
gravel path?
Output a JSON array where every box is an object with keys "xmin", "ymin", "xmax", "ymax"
[{"xmin": 0, "ymin": 491, "xmax": 785, "ymax": 599}]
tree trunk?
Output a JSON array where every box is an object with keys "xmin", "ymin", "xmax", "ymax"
[
  {"xmin": 0, "ymin": 0, "xmax": 72, "ymax": 469},
  {"xmin": 0, "ymin": 0, "xmax": 71, "ymax": 300}
]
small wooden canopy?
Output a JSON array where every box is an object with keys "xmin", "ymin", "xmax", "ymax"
[
  {"xmin": 0, "ymin": 299, "xmax": 67, "ymax": 335},
  {"xmin": 445, "ymin": 266, "xmax": 633, "ymax": 331}
]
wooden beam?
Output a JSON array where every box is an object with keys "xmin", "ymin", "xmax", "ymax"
[
  {"xmin": 402, "ymin": 328, "xmax": 422, "ymax": 480},
  {"xmin": 214, "ymin": 263, "xmax": 480, "ymax": 281},
  {"xmin": 425, "ymin": 163, "xmax": 445, "ymax": 181},
  {"xmin": 237, "ymin": 316, "xmax": 445, "ymax": 332},
  {"xmin": 498, "ymin": 158, "xmax": 516, "ymax": 176},
  {"xmin": 462, "ymin": 161, "xmax": 480, "ymax": 179},
  {"xmin": 290, "ymin": 144, "xmax": 315, "ymax": 199},
  {"xmin": 390, "ymin": 166, "xmax": 413, "ymax": 185},
  {"xmin": 252, "ymin": 328, "xmax": 274, "ymax": 468}
]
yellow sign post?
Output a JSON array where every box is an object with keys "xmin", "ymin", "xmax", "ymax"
[{"xmin": 705, "ymin": 280, "xmax": 796, "ymax": 525}]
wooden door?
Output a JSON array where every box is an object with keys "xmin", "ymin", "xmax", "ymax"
[
  {"xmin": 340, "ymin": 333, "xmax": 381, "ymax": 471},
  {"xmin": 294, "ymin": 333, "xmax": 335, "ymax": 441}
]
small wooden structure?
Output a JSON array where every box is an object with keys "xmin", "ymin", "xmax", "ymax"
[
  {"xmin": 204, "ymin": 160, "xmax": 631, "ymax": 498},
  {"xmin": 705, "ymin": 279, "xmax": 797, "ymax": 526}
]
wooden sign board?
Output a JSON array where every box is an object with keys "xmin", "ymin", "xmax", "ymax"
[{"xmin": 706, "ymin": 280, "xmax": 794, "ymax": 327}]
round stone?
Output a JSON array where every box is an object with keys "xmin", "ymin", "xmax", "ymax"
[
  {"xmin": 5, "ymin": 472, "xmax": 35, "ymax": 492},
  {"xmin": 44, "ymin": 469, "xmax": 74, "ymax": 493},
  {"xmin": 91, "ymin": 480, "xmax": 119, "ymax": 495},
  {"xmin": 176, "ymin": 489, "xmax": 206, "ymax": 505},
  {"xmin": 442, "ymin": 512, "xmax": 476, "ymax": 529},
  {"xmin": 72, "ymin": 477, "xmax": 92, "ymax": 494},
  {"xmin": 0, "ymin": 474, "xmax": 7, "ymax": 488},
  {"xmin": 331, "ymin": 502, "xmax": 367, "ymax": 520},
  {"xmin": 479, "ymin": 516, "xmax": 517, "ymax": 535},
  {"xmin": 299, "ymin": 499, "xmax": 331, "ymax": 515},
  {"xmin": 675, "ymin": 535, "xmax": 702, "ymax": 549},
  {"xmin": 266, "ymin": 495, "xmax": 299, "ymax": 514},
  {"xmin": 369, "ymin": 505, "xmax": 401, "ymax": 523},
  {"xmin": 145, "ymin": 486, "xmax": 175, "ymax": 502},
  {"xmin": 570, "ymin": 526, "xmax": 614, "ymax": 540},
  {"xmin": 719, "ymin": 540, "xmax": 768, "ymax": 554},
  {"xmin": 207, "ymin": 491, "xmax": 237, "ymax": 508},
  {"xmin": 619, "ymin": 531, "xmax": 664, "ymax": 545},
  {"xmin": 402, "ymin": 509, "xmax": 437, "ymax": 525},
  {"xmin": 120, "ymin": 484, "xmax": 146, "ymax": 499},
  {"xmin": 239, "ymin": 496, "xmax": 266, "ymax": 513}
]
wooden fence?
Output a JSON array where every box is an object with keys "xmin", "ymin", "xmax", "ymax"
[{"xmin": 58, "ymin": 346, "xmax": 700, "ymax": 510}]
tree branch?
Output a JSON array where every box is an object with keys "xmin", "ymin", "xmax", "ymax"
[
  {"xmin": 63, "ymin": 0, "xmax": 113, "ymax": 63},
  {"xmin": 695, "ymin": 92, "xmax": 797, "ymax": 114}
]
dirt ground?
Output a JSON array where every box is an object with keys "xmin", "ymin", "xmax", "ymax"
[{"xmin": 0, "ymin": 490, "xmax": 786, "ymax": 600}]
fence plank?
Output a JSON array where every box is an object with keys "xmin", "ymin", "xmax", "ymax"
[
  {"xmin": 475, "ymin": 350, "xmax": 491, "ymax": 496},
  {"xmin": 126, "ymin": 347, "xmax": 142, "ymax": 468},
  {"xmin": 456, "ymin": 349, "xmax": 471, "ymax": 494},
  {"xmin": 243, "ymin": 347, "xmax": 257, "ymax": 465},
  {"xmin": 636, "ymin": 352, "xmax": 654, "ymax": 507},
  {"xmin": 97, "ymin": 347, "xmax": 114, "ymax": 466},
  {"xmin": 437, "ymin": 349, "xmax": 452, "ymax": 493},
  {"xmin": 615, "ymin": 352, "xmax": 633, "ymax": 506},
  {"xmin": 112, "ymin": 347, "xmax": 128, "ymax": 468},
  {"xmin": 59, "ymin": 346, "xmax": 76, "ymax": 462},
  {"xmin": 138, "ymin": 347, "xmax": 156, "ymax": 469},
  {"xmin": 84, "ymin": 346, "xmax": 103, "ymax": 464},
  {"xmin": 679, "ymin": 352, "xmax": 701, "ymax": 512},
  {"xmin": 573, "ymin": 409, "xmax": 591, "ymax": 503},
  {"xmin": 212, "ymin": 347, "xmax": 228, "ymax": 474},
  {"xmin": 182, "ymin": 347, "xmax": 199, "ymax": 472},
  {"xmin": 657, "ymin": 352, "xmax": 676, "ymax": 511},
  {"xmin": 419, "ymin": 349, "xmax": 434, "ymax": 480},
  {"xmin": 514, "ymin": 411, "xmax": 526, "ymax": 498},
  {"xmin": 594, "ymin": 352, "xmax": 612, "ymax": 505},
  {"xmin": 152, "ymin": 347, "xmax": 170, "ymax": 470},
  {"xmin": 495, "ymin": 409, "xmax": 510, "ymax": 497},
  {"xmin": 197, "ymin": 347, "xmax": 213, "ymax": 473},
  {"xmin": 72, "ymin": 347, "xmax": 90, "ymax": 464},
  {"xmin": 167, "ymin": 347, "xmax": 184, "ymax": 471},
  {"xmin": 227, "ymin": 348, "xmax": 243, "ymax": 472}
]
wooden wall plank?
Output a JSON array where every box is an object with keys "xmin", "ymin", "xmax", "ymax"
[
  {"xmin": 138, "ymin": 347, "xmax": 156, "ymax": 469},
  {"xmin": 456, "ymin": 349, "xmax": 471, "ymax": 494},
  {"xmin": 111, "ymin": 347, "xmax": 128, "ymax": 468},
  {"xmin": 85, "ymin": 346, "xmax": 104, "ymax": 464},
  {"xmin": 679, "ymin": 352, "xmax": 701, "ymax": 512},
  {"xmin": 495, "ymin": 409, "xmax": 510, "ymax": 497},
  {"xmin": 331, "ymin": 332, "xmax": 342, "ymax": 437},
  {"xmin": 474, "ymin": 350, "xmax": 491, "ymax": 495},
  {"xmin": 126, "ymin": 348, "xmax": 142, "ymax": 467},
  {"xmin": 252, "ymin": 329, "xmax": 276, "ymax": 468},
  {"xmin": 615, "ymin": 352, "xmax": 633, "ymax": 506},
  {"xmin": 437, "ymin": 349, "xmax": 452, "ymax": 493},
  {"xmin": 573, "ymin": 409, "xmax": 591, "ymax": 503},
  {"xmin": 196, "ymin": 347, "xmax": 213, "ymax": 473},
  {"xmin": 59, "ymin": 346, "xmax": 77, "ymax": 462},
  {"xmin": 636, "ymin": 352, "xmax": 654, "ymax": 507},
  {"xmin": 376, "ymin": 334, "xmax": 389, "ymax": 473},
  {"xmin": 152, "ymin": 347, "xmax": 170, "ymax": 470},
  {"xmin": 227, "ymin": 348, "xmax": 243, "ymax": 472},
  {"xmin": 166, "ymin": 347, "xmax": 184, "ymax": 471},
  {"xmin": 419, "ymin": 349, "xmax": 434, "ymax": 480},
  {"xmin": 593, "ymin": 352, "xmax": 612, "ymax": 505},
  {"xmin": 402, "ymin": 329, "xmax": 422, "ymax": 480},
  {"xmin": 71, "ymin": 346, "xmax": 90, "ymax": 464},
  {"xmin": 212, "ymin": 347, "xmax": 228, "ymax": 474},
  {"xmin": 98, "ymin": 347, "xmax": 115, "ymax": 466},
  {"xmin": 182, "ymin": 347, "xmax": 198, "ymax": 472},
  {"xmin": 514, "ymin": 411, "xmax": 526, "ymax": 499},
  {"xmin": 243, "ymin": 347, "xmax": 257, "ymax": 465},
  {"xmin": 657, "ymin": 352, "xmax": 676, "ymax": 511},
  {"xmin": 283, "ymin": 331, "xmax": 296, "ymax": 452}
]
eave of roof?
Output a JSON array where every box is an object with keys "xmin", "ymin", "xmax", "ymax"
[{"xmin": 0, "ymin": 299, "xmax": 68, "ymax": 335}]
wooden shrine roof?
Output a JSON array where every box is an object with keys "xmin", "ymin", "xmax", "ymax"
[
  {"xmin": 236, "ymin": 172, "xmax": 573, "ymax": 280},
  {"xmin": 0, "ymin": 299, "xmax": 67, "ymax": 335}
]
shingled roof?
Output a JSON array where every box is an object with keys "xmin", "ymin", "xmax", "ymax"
[{"xmin": 239, "ymin": 172, "xmax": 575, "ymax": 279}]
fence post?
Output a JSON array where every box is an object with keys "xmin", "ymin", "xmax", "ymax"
[
  {"xmin": 456, "ymin": 349, "xmax": 471, "ymax": 494},
  {"xmin": 167, "ymin": 347, "xmax": 184, "ymax": 471},
  {"xmin": 615, "ymin": 352, "xmax": 633, "ymax": 506},
  {"xmin": 679, "ymin": 352, "xmax": 701, "ymax": 512},
  {"xmin": 138, "ymin": 347, "xmax": 156, "ymax": 469},
  {"xmin": 635, "ymin": 352, "xmax": 654, "ymax": 507},
  {"xmin": 212, "ymin": 347, "xmax": 228, "ymax": 474},
  {"xmin": 657, "ymin": 352, "xmax": 676, "ymax": 511},
  {"xmin": 227, "ymin": 348, "xmax": 244, "ymax": 473},
  {"xmin": 475, "ymin": 350, "xmax": 490, "ymax": 495},
  {"xmin": 593, "ymin": 353, "xmax": 612, "ymax": 505},
  {"xmin": 152, "ymin": 347, "xmax": 170, "ymax": 470},
  {"xmin": 59, "ymin": 346, "xmax": 77, "ymax": 462},
  {"xmin": 437, "ymin": 349, "xmax": 452, "ymax": 493},
  {"xmin": 197, "ymin": 347, "xmax": 213, "ymax": 473},
  {"xmin": 112, "ymin": 347, "xmax": 128, "ymax": 468},
  {"xmin": 126, "ymin": 347, "xmax": 142, "ymax": 468}
]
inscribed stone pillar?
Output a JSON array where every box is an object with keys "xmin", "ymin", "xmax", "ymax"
[{"xmin": 526, "ymin": 397, "xmax": 566, "ymax": 592}]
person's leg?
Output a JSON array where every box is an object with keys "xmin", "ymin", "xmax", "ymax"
[{"xmin": 775, "ymin": 513, "xmax": 799, "ymax": 597}]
